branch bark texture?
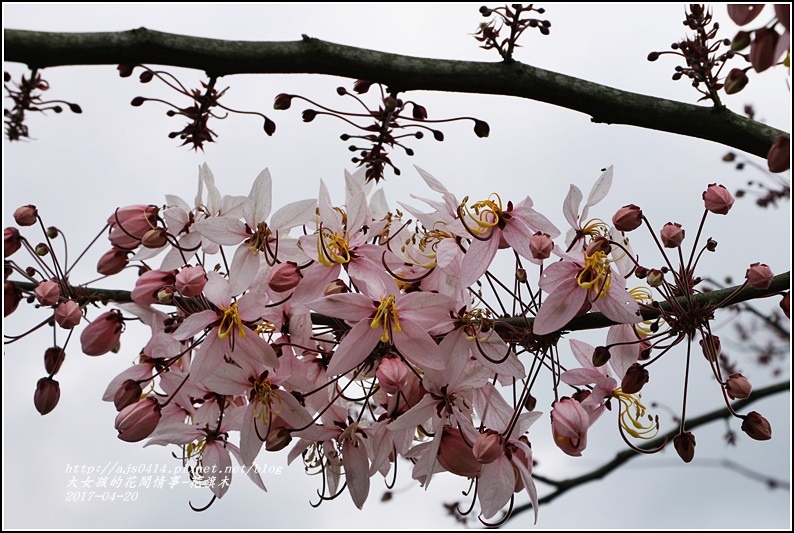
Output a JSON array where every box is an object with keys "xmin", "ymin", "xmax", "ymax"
[{"xmin": 4, "ymin": 28, "xmax": 786, "ymax": 158}]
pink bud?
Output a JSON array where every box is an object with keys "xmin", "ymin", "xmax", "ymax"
[
  {"xmin": 767, "ymin": 135, "xmax": 790, "ymax": 173},
  {"xmin": 13, "ymin": 204, "xmax": 38, "ymax": 226},
  {"xmin": 741, "ymin": 411, "xmax": 771, "ymax": 441},
  {"xmin": 4, "ymin": 227, "xmax": 22, "ymax": 257},
  {"xmin": 660, "ymin": 222, "xmax": 685, "ymax": 248},
  {"xmin": 80, "ymin": 309, "xmax": 124, "ymax": 356},
  {"xmin": 34, "ymin": 280, "xmax": 60, "ymax": 306},
  {"xmin": 268, "ymin": 262, "xmax": 302, "ymax": 293},
  {"xmin": 34, "ymin": 377, "xmax": 61, "ymax": 415},
  {"xmin": 175, "ymin": 265, "xmax": 207, "ymax": 297},
  {"xmin": 131, "ymin": 269, "xmax": 177, "ymax": 306},
  {"xmin": 115, "ymin": 398, "xmax": 162, "ymax": 442},
  {"xmin": 750, "ymin": 28, "xmax": 780, "ymax": 73},
  {"xmin": 107, "ymin": 204, "xmax": 159, "ymax": 249},
  {"xmin": 725, "ymin": 373, "xmax": 753, "ymax": 400},
  {"xmin": 529, "ymin": 232, "xmax": 553, "ymax": 260},
  {"xmin": 114, "ymin": 379, "xmax": 143, "ymax": 411},
  {"xmin": 723, "ymin": 68, "xmax": 749, "ymax": 94},
  {"xmin": 702, "ymin": 184, "xmax": 734, "ymax": 215},
  {"xmin": 612, "ymin": 204, "xmax": 643, "ymax": 231},
  {"xmin": 140, "ymin": 227, "xmax": 168, "ymax": 249},
  {"xmin": 437, "ymin": 426, "xmax": 480, "ymax": 478},
  {"xmin": 97, "ymin": 248, "xmax": 129, "ymax": 276},
  {"xmin": 472, "ymin": 431, "xmax": 504, "ymax": 464},
  {"xmin": 4, "ymin": 282, "xmax": 22, "ymax": 317},
  {"xmin": 376, "ymin": 358, "xmax": 410, "ymax": 394},
  {"xmin": 621, "ymin": 363, "xmax": 649, "ymax": 394},
  {"xmin": 699, "ymin": 334, "xmax": 721, "ymax": 363},
  {"xmin": 44, "ymin": 346, "xmax": 66, "ymax": 375},
  {"xmin": 55, "ymin": 300, "xmax": 82, "ymax": 329},
  {"xmin": 673, "ymin": 431, "xmax": 696, "ymax": 463},
  {"xmin": 745, "ymin": 262, "xmax": 773, "ymax": 289},
  {"xmin": 265, "ymin": 420, "xmax": 293, "ymax": 452},
  {"xmin": 551, "ymin": 398, "xmax": 589, "ymax": 457}
]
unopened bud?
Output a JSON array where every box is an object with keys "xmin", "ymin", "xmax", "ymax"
[
  {"xmin": 472, "ymin": 431, "xmax": 504, "ymax": 464},
  {"xmin": 612, "ymin": 204, "xmax": 643, "ymax": 231},
  {"xmin": 4, "ymin": 227, "xmax": 22, "ymax": 257},
  {"xmin": 115, "ymin": 398, "xmax": 161, "ymax": 442},
  {"xmin": 269, "ymin": 262, "xmax": 302, "ymax": 293},
  {"xmin": 515, "ymin": 268, "xmax": 527, "ymax": 283},
  {"xmin": 660, "ymin": 222, "xmax": 685, "ymax": 248},
  {"xmin": 723, "ymin": 68, "xmax": 749, "ymax": 94},
  {"xmin": 529, "ymin": 231, "xmax": 553, "ymax": 260},
  {"xmin": 55, "ymin": 300, "xmax": 82, "ymax": 329},
  {"xmin": 750, "ymin": 28, "xmax": 780, "ymax": 73},
  {"xmin": 703, "ymin": 183, "xmax": 734, "ymax": 215},
  {"xmin": 673, "ymin": 431, "xmax": 696, "ymax": 463},
  {"xmin": 141, "ymin": 227, "xmax": 168, "ymax": 249},
  {"xmin": 13, "ymin": 205, "xmax": 38, "ymax": 226},
  {"xmin": 80, "ymin": 309, "xmax": 124, "ymax": 356},
  {"xmin": 35, "ymin": 243, "xmax": 50, "ymax": 256},
  {"xmin": 175, "ymin": 265, "xmax": 207, "ymax": 297},
  {"xmin": 766, "ymin": 135, "xmax": 790, "ymax": 173},
  {"xmin": 97, "ymin": 248, "xmax": 129, "ymax": 276},
  {"xmin": 741, "ymin": 411, "xmax": 771, "ymax": 441},
  {"xmin": 44, "ymin": 346, "xmax": 66, "ymax": 375},
  {"xmin": 731, "ymin": 30, "xmax": 752, "ymax": 51},
  {"xmin": 265, "ymin": 426, "xmax": 293, "ymax": 452},
  {"xmin": 621, "ymin": 363, "xmax": 649, "ymax": 394},
  {"xmin": 273, "ymin": 93, "xmax": 293, "ymax": 110},
  {"xmin": 114, "ymin": 379, "xmax": 143, "ymax": 411},
  {"xmin": 646, "ymin": 269, "xmax": 664, "ymax": 287},
  {"xmin": 699, "ymin": 334, "xmax": 721, "ymax": 363},
  {"xmin": 324, "ymin": 279, "xmax": 348, "ymax": 295},
  {"xmin": 34, "ymin": 280, "xmax": 60, "ymax": 307},
  {"xmin": 592, "ymin": 346, "xmax": 611, "ymax": 367},
  {"xmin": 745, "ymin": 262, "xmax": 773, "ymax": 289},
  {"xmin": 34, "ymin": 377, "xmax": 61, "ymax": 415},
  {"xmin": 473, "ymin": 120, "xmax": 490, "ymax": 138},
  {"xmin": 725, "ymin": 373, "xmax": 752, "ymax": 400}
]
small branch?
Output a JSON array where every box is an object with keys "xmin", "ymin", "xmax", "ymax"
[
  {"xmin": 511, "ymin": 379, "xmax": 791, "ymax": 520},
  {"xmin": 4, "ymin": 28, "xmax": 786, "ymax": 158}
]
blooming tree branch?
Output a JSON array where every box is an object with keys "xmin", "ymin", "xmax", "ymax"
[{"xmin": 3, "ymin": 28, "xmax": 786, "ymax": 158}]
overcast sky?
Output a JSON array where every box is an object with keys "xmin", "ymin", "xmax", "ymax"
[{"xmin": 3, "ymin": 3, "xmax": 791, "ymax": 529}]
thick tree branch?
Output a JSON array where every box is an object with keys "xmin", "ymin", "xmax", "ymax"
[
  {"xmin": 510, "ymin": 379, "xmax": 791, "ymax": 521},
  {"xmin": 4, "ymin": 28, "xmax": 786, "ymax": 159},
  {"xmin": 9, "ymin": 272, "xmax": 789, "ymax": 336}
]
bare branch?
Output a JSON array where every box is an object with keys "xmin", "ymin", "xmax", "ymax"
[{"xmin": 4, "ymin": 28, "xmax": 786, "ymax": 158}]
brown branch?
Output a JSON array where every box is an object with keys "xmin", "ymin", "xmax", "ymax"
[
  {"xmin": 510, "ymin": 379, "xmax": 791, "ymax": 521},
  {"xmin": 3, "ymin": 28, "xmax": 786, "ymax": 159}
]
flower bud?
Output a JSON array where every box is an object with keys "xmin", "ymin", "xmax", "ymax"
[
  {"xmin": 725, "ymin": 373, "xmax": 752, "ymax": 400},
  {"xmin": 44, "ymin": 346, "xmax": 66, "ymax": 375},
  {"xmin": 175, "ymin": 265, "xmax": 207, "ymax": 297},
  {"xmin": 115, "ymin": 398, "xmax": 162, "ymax": 442},
  {"xmin": 723, "ymin": 68, "xmax": 749, "ymax": 94},
  {"xmin": 703, "ymin": 184, "xmax": 734, "ymax": 215},
  {"xmin": 646, "ymin": 269, "xmax": 664, "ymax": 287},
  {"xmin": 265, "ymin": 425, "xmax": 293, "ymax": 452},
  {"xmin": 673, "ymin": 431, "xmax": 696, "ymax": 463},
  {"xmin": 140, "ymin": 227, "xmax": 168, "ymax": 249},
  {"xmin": 4, "ymin": 282, "xmax": 22, "ymax": 317},
  {"xmin": 745, "ymin": 262, "xmax": 773, "ymax": 289},
  {"xmin": 780, "ymin": 291, "xmax": 790, "ymax": 319},
  {"xmin": 35, "ymin": 243, "xmax": 49, "ymax": 256},
  {"xmin": 273, "ymin": 93, "xmax": 293, "ymax": 110},
  {"xmin": 515, "ymin": 268, "xmax": 527, "ymax": 283},
  {"xmin": 34, "ymin": 280, "xmax": 60, "ymax": 306},
  {"xmin": 107, "ymin": 204, "xmax": 159, "ymax": 249},
  {"xmin": 13, "ymin": 204, "xmax": 38, "ymax": 226},
  {"xmin": 268, "ymin": 262, "xmax": 302, "ymax": 293},
  {"xmin": 437, "ymin": 426, "xmax": 480, "ymax": 477},
  {"xmin": 376, "ymin": 358, "xmax": 410, "ymax": 394},
  {"xmin": 621, "ymin": 363, "xmax": 649, "ymax": 394},
  {"xmin": 113, "ymin": 379, "xmax": 143, "ymax": 411},
  {"xmin": 741, "ymin": 411, "xmax": 771, "ymax": 441},
  {"xmin": 34, "ymin": 377, "xmax": 61, "ymax": 415},
  {"xmin": 473, "ymin": 119, "xmax": 490, "ymax": 138},
  {"xmin": 472, "ymin": 431, "xmax": 504, "ymax": 464},
  {"xmin": 55, "ymin": 300, "xmax": 82, "ymax": 329},
  {"xmin": 324, "ymin": 279, "xmax": 348, "ymax": 296},
  {"xmin": 46, "ymin": 226, "xmax": 59, "ymax": 239},
  {"xmin": 80, "ymin": 309, "xmax": 124, "ymax": 356},
  {"xmin": 551, "ymin": 398, "xmax": 590, "ymax": 457},
  {"xmin": 529, "ymin": 231, "xmax": 553, "ymax": 260},
  {"xmin": 612, "ymin": 204, "xmax": 643, "ymax": 232},
  {"xmin": 131, "ymin": 269, "xmax": 177, "ymax": 306},
  {"xmin": 660, "ymin": 222, "xmax": 685, "ymax": 248},
  {"xmin": 727, "ymin": 4, "xmax": 764, "ymax": 26},
  {"xmin": 750, "ymin": 28, "xmax": 780, "ymax": 73},
  {"xmin": 97, "ymin": 248, "xmax": 129, "ymax": 276},
  {"xmin": 766, "ymin": 134, "xmax": 790, "ymax": 173},
  {"xmin": 523, "ymin": 393, "xmax": 537, "ymax": 412},
  {"xmin": 4, "ymin": 227, "xmax": 22, "ymax": 257},
  {"xmin": 730, "ymin": 30, "xmax": 752, "ymax": 51},
  {"xmin": 352, "ymin": 80, "xmax": 375, "ymax": 94},
  {"xmin": 592, "ymin": 346, "xmax": 611, "ymax": 367},
  {"xmin": 586, "ymin": 236, "xmax": 611, "ymax": 256},
  {"xmin": 699, "ymin": 334, "xmax": 721, "ymax": 363}
]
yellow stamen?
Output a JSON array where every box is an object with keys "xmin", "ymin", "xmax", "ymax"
[
  {"xmin": 371, "ymin": 295, "xmax": 401, "ymax": 343},
  {"xmin": 317, "ymin": 227, "xmax": 351, "ymax": 267},
  {"xmin": 252, "ymin": 376, "xmax": 283, "ymax": 423},
  {"xmin": 248, "ymin": 221, "xmax": 273, "ymax": 254},
  {"xmin": 218, "ymin": 302, "xmax": 246, "ymax": 340},
  {"xmin": 460, "ymin": 194, "xmax": 503, "ymax": 236},
  {"xmin": 613, "ymin": 388, "xmax": 659, "ymax": 440},
  {"xmin": 580, "ymin": 218, "xmax": 609, "ymax": 238},
  {"xmin": 577, "ymin": 251, "xmax": 612, "ymax": 296}
]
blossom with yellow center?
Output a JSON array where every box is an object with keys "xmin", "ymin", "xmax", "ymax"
[
  {"xmin": 577, "ymin": 250, "xmax": 613, "ymax": 297},
  {"xmin": 459, "ymin": 194, "xmax": 503, "ymax": 237},
  {"xmin": 371, "ymin": 295, "xmax": 401, "ymax": 342},
  {"xmin": 217, "ymin": 302, "xmax": 246, "ymax": 340}
]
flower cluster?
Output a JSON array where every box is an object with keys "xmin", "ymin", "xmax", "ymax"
[{"xmin": 4, "ymin": 164, "xmax": 785, "ymax": 524}]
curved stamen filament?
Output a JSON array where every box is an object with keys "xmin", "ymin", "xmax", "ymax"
[
  {"xmin": 614, "ymin": 388, "xmax": 659, "ymax": 440},
  {"xmin": 577, "ymin": 251, "xmax": 612, "ymax": 297},
  {"xmin": 459, "ymin": 194, "xmax": 503, "ymax": 237},
  {"xmin": 218, "ymin": 302, "xmax": 246, "ymax": 340},
  {"xmin": 371, "ymin": 295, "xmax": 400, "ymax": 343},
  {"xmin": 318, "ymin": 227, "xmax": 351, "ymax": 266}
]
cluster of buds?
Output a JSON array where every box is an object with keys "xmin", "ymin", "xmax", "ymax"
[
  {"xmin": 474, "ymin": 4, "xmax": 551, "ymax": 61},
  {"xmin": 647, "ymin": 4, "xmax": 736, "ymax": 104},
  {"xmin": 119, "ymin": 65, "xmax": 276, "ymax": 151},
  {"xmin": 274, "ymin": 81, "xmax": 489, "ymax": 183},
  {"xmin": 3, "ymin": 69, "xmax": 82, "ymax": 141}
]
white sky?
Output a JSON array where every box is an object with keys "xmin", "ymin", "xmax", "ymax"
[{"xmin": 3, "ymin": 3, "xmax": 791, "ymax": 529}]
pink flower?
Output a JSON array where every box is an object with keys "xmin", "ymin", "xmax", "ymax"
[
  {"xmin": 551, "ymin": 397, "xmax": 590, "ymax": 456},
  {"xmin": 309, "ymin": 284, "xmax": 455, "ymax": 376},
  {"xmin": 80, "ymin": 309, "xmax": 124, "ymax": 356},
  {"xmin": 172, "ymin": 271, "xmax": 279, "ymax": 382}
]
